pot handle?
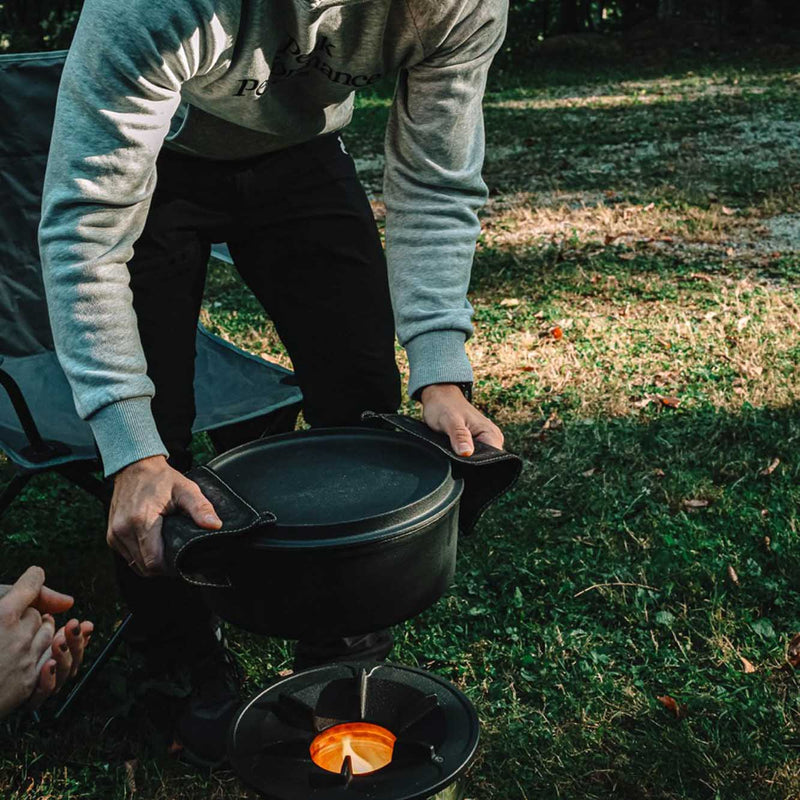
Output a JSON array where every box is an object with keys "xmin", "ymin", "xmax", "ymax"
[
  {"xmin": 161, "ymin": 465, "xmax": 276, "ymax": 588},
  {"xmin": 361, "ymin": 412, "xmax": 523, "ymax": 535}
]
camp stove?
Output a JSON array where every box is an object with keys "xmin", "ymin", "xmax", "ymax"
[{"xmin": 228, "ymin": 662, "xmax": 480, "ymax": 800}]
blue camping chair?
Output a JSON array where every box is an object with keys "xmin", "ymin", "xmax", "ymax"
[{"xmin": 0, "ymin": 50, "xmax": 303, "ymax": 515}]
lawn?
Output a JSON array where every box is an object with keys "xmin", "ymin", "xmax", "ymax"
[{"xmin": 2, "ymin": 51, "xmax": 800, "ymax": 799}]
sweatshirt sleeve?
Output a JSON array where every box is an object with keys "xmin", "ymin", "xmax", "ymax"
[
  {"xmin": 384, "ymin": 0, "xmax": 507, "ymax": 400},
  {"xmin": 38, "ymin": 0, "xmax": 221, "ymax": 476}
]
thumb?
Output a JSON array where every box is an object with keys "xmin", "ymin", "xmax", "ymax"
[
  {"xmin": 34, "ymin": 586, "xmax": 75, "ymax": 615},
  {"xmin": 174, "ymin": 479, "xmax": 223, "ymax": 530},
  {"xmin": 0, "ymin": 566, "xmax": 45, "ymax": 618},
  {"xmin": 444, "ymin": 417, "xmax": 475, "ymax": 458}
]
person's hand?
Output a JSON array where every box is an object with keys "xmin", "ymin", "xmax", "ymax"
[
  {"xmin": 0, "ymin": 567, "xmax": 57, "ymax": 718},
  {"xmin": 108, "ymin": 454, "xmax": 222, "ymax": 576},
  {"xmin": 421, "ymin": 384, "xmax": 504, "ymax": 456}
]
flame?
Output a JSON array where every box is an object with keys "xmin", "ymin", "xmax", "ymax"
[{"xmin": 310, "ymin": 722, "xmax": 396, "ymax": 776}]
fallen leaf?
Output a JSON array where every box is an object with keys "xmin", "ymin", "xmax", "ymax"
[
  {"xmin": 788, "ymin": 634, "xmax": 800, "ymax": 668},
  {"xmin": 658, "ymin": 395, "xmax": 681, "ymax": 408},
  {"xmin": 736, "ymin": 315, "xmax": 750, "ymax": 332},
  {"xmin": 500, "ymin": 297, "xmax": 520, "ymax": 308},
  {"xmin": 278, "ymin": 668, "xmax": 294, "ymax": 677},
  {"xmin": 683, "ymin": 498, "xmax": 709, "ymax": 510},
  {"xmin": 542, "ymin": 508, "xmax": 563, "ymax": 518},
  {"xmin": 725, "ymin": 247, "xmax": 736, "ymax": 257},
  {"xmin": 643, "ymin": 202, "xmax": 655, "ymax": 211},
  {"xmin": 689, "ymin": 272, "xmax": 713, "ymax": 283},
  {"xmin": 631, "ymin": 396, "xmax": 653, "ymax": 409},
  {"xmin": 551, "ymin": 326, "xmax": 564, "ymax": 340},
  {"xmin": 653, "ymin": 468, "xmax": 666, "ymax": 477},
  {"xmin": 657, "ymin": 695, "xmax": 687, "ymax": 719},
  {"xmin": 760, "ymin": 457, "xmax": 780, "ymax": 477},
  {"xmin": 721, "ymin": 206, "xmax": 737, "ymax": 216},
  {"xmin": 520, "ymin": 365, "xmax": 535, "ymax": 372},
  {"xmin": 619, "ymin": 252, "xmax": 637, "ymax": 260},
  {"xmin": 763, "ymin": 534, "xmax": 771, "ymax": 551},
  {"xmin": 582, "ymin": 467, "xmax": 598, "ymax": 477},
  {"xmin": 604, "ymin": 233, "xmax": 620, "ymax": 245},
  {"xmin": 740, "ymin": 656, "xmax": 756, "ymax": 673},
  {"xmin": 124, "ymin": 759, "xmax": 138, "ymax": 795},
  {"xmin": 727, "ymin": 564, "xmax": 740, "ymax": 587}
]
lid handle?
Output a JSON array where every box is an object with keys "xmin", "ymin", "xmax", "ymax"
[
  {"xmin": 162, "ymin": 465, "xmax": 276, "ymax": 587},
  {"xmin": 361, "ymin": 412, "xmax": 522, "ymax": 535}
]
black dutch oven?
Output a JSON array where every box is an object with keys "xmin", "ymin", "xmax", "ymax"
[{"xmin": 162, "ymin": 413, "xmax": 521, "ymax": 639}]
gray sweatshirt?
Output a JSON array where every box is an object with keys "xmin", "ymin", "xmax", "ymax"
[{"xmin": 39, "ymin": 0, "xmax": 507, "ymax": 476}]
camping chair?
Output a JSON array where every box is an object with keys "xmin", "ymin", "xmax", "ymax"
[{"xmin": 0, "ymin": 50, "xmax": 303, "ymax": 517}]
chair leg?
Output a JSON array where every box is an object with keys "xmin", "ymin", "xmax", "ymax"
[{"xmin": 0, "ymin": 472, "xmax": 32, "ymax": 518}]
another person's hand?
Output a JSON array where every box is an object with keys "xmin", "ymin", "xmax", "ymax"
[
  {"xmin": 421, "ymin": 384, "xmax": 504, "ymax": 456},
  {"xmin": 108, "ymin": 455, "xmax": 222, "ymax": 576},
  {"xmin": 0, "ymin": 568, "xmax": 94, "ymax": 716}
]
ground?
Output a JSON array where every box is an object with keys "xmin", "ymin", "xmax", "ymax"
[{"xmin": 1, "ymin": 52, "xmax": 800, "ymax": 800}]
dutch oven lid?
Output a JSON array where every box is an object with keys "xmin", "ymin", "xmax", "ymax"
[{"xmin": 162, "ymin": 413, "xmax": 521, "ymax": 586}]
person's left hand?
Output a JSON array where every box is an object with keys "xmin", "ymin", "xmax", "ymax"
[
  {"xmin": 0, "ymin": 575, "xmax": 93, "ymax": 710},
  {"xmin": 421, "ymin": 384, "xmax": 504, "ymax": 456}
]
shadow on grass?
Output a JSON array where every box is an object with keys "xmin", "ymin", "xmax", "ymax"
[
  {"xmin": 401, "ymin": 402, "xmax": 800, "ymax": 800},
  {"xmin": 1, "ymin": 401, "xmax": 798, "ymax": 798}
]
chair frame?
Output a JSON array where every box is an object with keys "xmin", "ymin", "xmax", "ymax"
[{"xmin": 0, "ymin": 357, "xmax": 110, "ymax": 517}]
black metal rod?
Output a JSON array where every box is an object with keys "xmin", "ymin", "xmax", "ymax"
[{"xmin": 52, "ymin": 612, "xmax": 133, "ymax": 721}]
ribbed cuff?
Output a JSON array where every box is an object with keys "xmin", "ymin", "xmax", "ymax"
[
  {"xmin": 405, "ymin": 330, "xmax": 474, "ymax": 400},
  {"xmin": 88, "ymin": 396, "xmax": 169, "ymax": 477}
]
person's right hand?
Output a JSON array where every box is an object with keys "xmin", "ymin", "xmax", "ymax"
[
  {"xmin": 107, "ymin": 455, "xmax": 222, "ymax": 576},
  {"xmin": 0, "ymin": 567, "xmax": 57, "ymax": 719}
]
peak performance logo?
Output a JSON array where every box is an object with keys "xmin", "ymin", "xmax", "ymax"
[{"xmin": 235, "ymin": 35, "xmax": 382, "ymax": 97}]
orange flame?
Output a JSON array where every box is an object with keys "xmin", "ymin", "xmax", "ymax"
[{"xmin": 310, "ymin": 722, "xmax": 396, "ymax": 775}]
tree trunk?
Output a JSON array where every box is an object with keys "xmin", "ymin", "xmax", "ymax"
[
  {"xmin": 580, "ymin": 0, "xmax": 594, "ymax": 30},
  {"xmin": 558, "ymin": 0, "xmax": 581, "ymax": 33}
]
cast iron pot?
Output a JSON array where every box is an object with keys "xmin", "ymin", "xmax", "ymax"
[{"xmin": 162, "ymin": 413, "xmax": 521, "ymax": 639}]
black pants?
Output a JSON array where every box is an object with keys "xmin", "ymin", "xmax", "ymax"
[{"xmin": 117, "ymin": 133, "xmax": 401, "ymax": 670}]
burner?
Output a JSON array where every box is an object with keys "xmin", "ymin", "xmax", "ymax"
[{"xmin": 228, "ymin": 662, "xmax": 480, "ymax": 800}]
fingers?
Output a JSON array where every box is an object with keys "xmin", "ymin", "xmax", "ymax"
[
  {"xmin": 445, "ymin": 420, "xmax": 475, "ymax": 457},
  {"xmin": 173, "ymin": 479, "xmax": 222, "ymax": 530},
  {"xmin": 34, "ymin": 586, "xmax": 75, "ymax": 615},
  {"xmin": 138, "ymin": 515, "xmax": 165, "ymax": 576},
  {"xmin": 52, "ymin": 627, "xmax": 73, "ymax": 689},
  {"xmin": 0, "ymin": 566, "xmax": 45, "ymax": 619},
  {"xmin": 64, "ymin": 619, "xmax": 93, "ymax": 678},
  {"xmin": 29, "ymin": 659, "xmax": 57, "ymax": 710},
  {"xmin": 108, "ymin": 506, "xmax": 161, "ymax": 576},
  {"xmin": 474, "ymin": 424, "xmax": 505, "ymax": 450},
  {"xmin": 31, "ymin": 613, "xmax": 56, "ymax": 663}
]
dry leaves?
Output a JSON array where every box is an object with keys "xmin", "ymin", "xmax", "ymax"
[
  {"xmin": 721, "ymin": 206, "xmax": 737, "ymax": 216},
  {"xmin": 727, "ymin": 564, "xmax": 740, "ymax": 587},
  {"xmin": 657, "ymin": 695, "xmax": 687, "ymax": 719},
  {"xmin": 740, "ymin": 656, "xmax": 756, "ymax": 674},
  {"xmin": 500, "ymin": 297, "xmax": 520, "ymax": 308},
  {"xmin": 683, "ymin": 498, "xmax": 709, "ymax": 510},
  {"xmin": 657, "ymin": 395, "xmax": 681, "ymax": 409},
  {"xmin": 760, "ymin": 458, "xmax": 780, "ymax": 477}
]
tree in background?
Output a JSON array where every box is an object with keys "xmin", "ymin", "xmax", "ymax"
[{"xmin": 0, "ymin": 0, "xmax": 798, "ymax": 55}]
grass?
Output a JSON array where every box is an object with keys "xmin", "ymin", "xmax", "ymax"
[{"xmin": 2, "ymin": 52, "xmax": 800, "ymax": 799}]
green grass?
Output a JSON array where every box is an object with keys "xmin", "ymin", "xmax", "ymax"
[{"xmin": 2, "ymin": 52, "xmax": 800, "ymax": 799}]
